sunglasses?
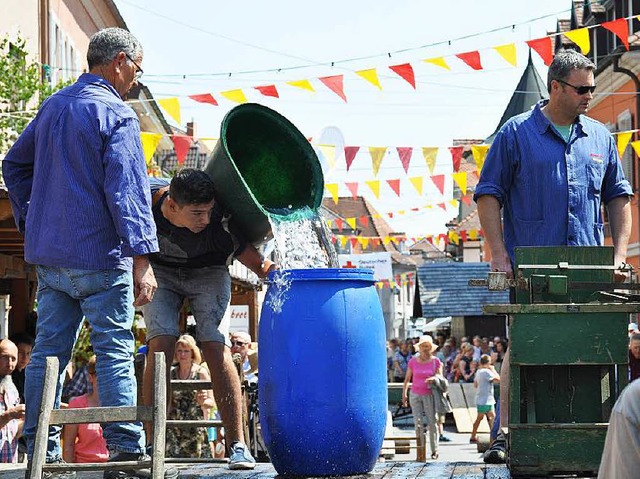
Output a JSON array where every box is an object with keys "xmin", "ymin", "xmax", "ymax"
[
  {"xmin": 231, "ymin": 340, "xmax": 248, "ymax": 347},
  {"xmin": 556, "ymin": 78, "xmax": 595, "ymax": 95},
  {"xmin": 125, "ymin": 53, "xmax": 144, "ymax": 81}
]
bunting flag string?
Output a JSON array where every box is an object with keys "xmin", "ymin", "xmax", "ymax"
[{"xmin": 139, "ymin": 125, "xmax": 640, "ymax": 177}]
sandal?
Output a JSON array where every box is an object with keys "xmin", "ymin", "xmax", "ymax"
[
  {"xmin": 431, "ymin": 452, "xmax": 439, "ymax": 460},
  {"xmin": 470, "ymin": 437, "xmax": 478, "ymax": 443}
]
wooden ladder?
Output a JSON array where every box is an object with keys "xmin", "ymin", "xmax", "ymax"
[{"xmin": 28, "ymin": 353, "xmax": 167, "ymax": 479}]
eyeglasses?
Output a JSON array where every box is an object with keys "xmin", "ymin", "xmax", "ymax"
[
  {"xmin": 556, "ymin": 78, "xmax": 595, "ymax": 95},
  {"xmin": 125, "ymin": 53, "xmax": 144, "ymax": 81},
  {"xmin": 231, "ymin": 340, "xmax": 248, "ymax": 347}
]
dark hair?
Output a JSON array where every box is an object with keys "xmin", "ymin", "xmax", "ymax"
[
  {"xmin": 631, "ymin": 333, "xmax": 640, "ymax": 342},
  {"xmin": 480, "ymin": 354, "xmax": 491, "ymax": 365},
  {"xmin": 547, "ymin": 48, "xmax": 595, "ymax": 93},
  {"xmin": 169, "ymin": 168, "xmax": 216, "ymax": 206},
  {"xmin": 9, "ymin": 332, "xmax": 34, "ymax": 347}
]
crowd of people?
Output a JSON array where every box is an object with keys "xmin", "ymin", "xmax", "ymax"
[{"xmin": 388, "ymin": 333, "xmax": 508, "ymax": 386}]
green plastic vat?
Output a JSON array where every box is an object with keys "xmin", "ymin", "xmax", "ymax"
[{"xmin": 204, "ymin": 103, "xmax": 324, "ymax": 244}]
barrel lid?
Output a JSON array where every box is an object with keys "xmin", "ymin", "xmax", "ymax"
[{"xmin": 268, "ymin": 268, "xmax": 375, "ymax": 282}]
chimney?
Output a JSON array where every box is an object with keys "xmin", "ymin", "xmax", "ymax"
[{"xmin": 186, "ymin": 121, "xmax": 197, "ymax": 138}]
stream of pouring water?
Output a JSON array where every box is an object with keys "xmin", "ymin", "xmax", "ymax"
[
  {"xmin": 267, "ymin": 206, "xmax": 339, "ymax": 270},
  {"xmin": 264, "ymin": 206, "xmax": 339, "ymax": 313}
]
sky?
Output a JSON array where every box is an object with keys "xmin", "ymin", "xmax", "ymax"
[{"xmin": 113, "ymin": 0, "xmax": 573, "ymax": 238}]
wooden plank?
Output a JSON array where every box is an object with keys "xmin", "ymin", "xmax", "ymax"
[
  {"xmin": 383, "ymin": 462, "xmax": 426, "ymax": 478},
  {"xmin": 420, "ymin": 461, "xmax": 456, "ymax": 478},
  {"xmin": 448, "ymin": 383, "xmax": 475, "ymax": 433},
  {"xmin": 451, "ymin": 461, "xmax": 485, "ymax": 478},
  {"xmin": 460, "ymin": 383, "xmax": 490, "ymax": 433},
  {"xmin": 483, "ymin": 464, "xmax": 511, "ymax": 479},
  {"xmin": 30, "ymin": 357, "xmax": 59, "ymax": 479},
  {"xmin": 51, "ymin": 406, "xmax": 152, "ymax": 424}
]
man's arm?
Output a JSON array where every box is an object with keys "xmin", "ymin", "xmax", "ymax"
[
  {"xmin": 2, "ymin": 120, "xmax": 37, "ymax": 232},
  {"xmin": 607, "ymin": 195, "xmax": 632, "ymax": 267},
  {"xmin": 236, "ymin": 244, "xmax": 275, "ymax": 279},
  {"xmin": 477, "ymin": 195, "xmax": 513, "ymax": 278}
]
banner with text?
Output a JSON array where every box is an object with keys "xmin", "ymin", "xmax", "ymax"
[{"xmin": 338, "ymin": 252, "xmax": 393, "ymax": 280}]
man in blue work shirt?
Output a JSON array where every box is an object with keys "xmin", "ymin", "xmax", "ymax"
[
  {"xmin": 474, "ymin": 48, "xmax": 633, "ymax": 463},
  {"xmin": 3, "ymin": 28, "xmax": 175, "ymax": 479}
]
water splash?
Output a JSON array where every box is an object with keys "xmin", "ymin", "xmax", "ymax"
[
  {"xmin": 267, "ymin": 206, "xmax": 339, "ymax": 270},
  {"xmin": 264, "ymin": 270, "xmax": 292, "ymax": 314}
]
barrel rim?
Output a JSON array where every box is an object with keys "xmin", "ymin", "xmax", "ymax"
[
  {"xmin": 267, "ymin": 268, "xmax": 375, "ymax": 282},
  {"xmin": 219, "ymin": 103, "xmax": 325, "ymax": 215}
]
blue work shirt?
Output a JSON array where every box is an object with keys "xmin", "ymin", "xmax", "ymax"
[
  {"xmin": 474, "ymin": 100, "xmax": 632, "ymax": 262},
  {"xmin": 2, "ymin": 73, "xmax": 158, "ymax": 270}
]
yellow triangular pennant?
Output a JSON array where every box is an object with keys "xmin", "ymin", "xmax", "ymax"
[
  {"xmin": 346, "ymin": 217, "xmax": 357, "ymax": 230},
  {"xmin": 493, "ymin": 44, "xmax": 517, "ymax": 67},
  {"xmin": 469, "ymin": 229, "xmax": 479, "ymax": 240},
  {"xmin": 631, "ymin": 140, "xmax": 640, "ymax": 158},
  {"xmin": 449, "ymin": 199, "xmax": 459, "ymax": 209},
  {"xmin": 564, "ymin": 28, "xmax": 591, "ymax": 55},
  {"xmin": 383, "ymin": 236, "xmax": 392, "ymax": 245},
  {"xmin": 369, "ymin": 147, "xmax": 387, "ymax": 176},
  {"xmin": 452, "ymin": 172, "xmax": 468, "ymax": 195},
  {"xmin": 157, "ymin": 97, "xmax": 181, "ymax": 125},
  {"xmin": 471, "ymin": 145, "xmax": 490, "ymax": 173},
  {"xmin": 340, "ymin": 236, "xmax": 348, "ymax": 248},
  {"xmin": 366, "ymin": 180, "xmax": 380, "ymax": 198},
  {"xmin": 617, "ymin": 131, "xmax": 633, "ymax": 159},
  {"xmin": 423, "ymin": 57, "xmax": 450, "ymax": 70},
  {"xmin": 422, "ymin": 147, "xmax": 438, "ymax": 173},
  {"xmin": 140, "ymin": 132, "xmax": 163, "ymax": 165},
  {"xmin": 319, "ymin": 144, "xmax": 336, "ymax": 168},
  {"xmin": 449, "ymin": 231, "xmax": 460, "ymax": 245},
  {"xmin": 198, "ymin": 137, "xmax": 218, "ymax": 152},
  {"xmin": 355, "ymin": 68, "xmax": 382, "ymax": 90},
  {"xmin": 287, "ymin": 79, "xmax": 315, "ymax": 92},
  {"xmin": 220, "ymin": 89, "xmax": 248, "ymax": 104},
  {"xmin": 409, "ymin": 176, "xmax": 423, "ymax": 196},
  {"xmin": 361, "ymin": 238, "xmax": 370, "ymax": 249},
  {"xmin": 325, "ymin": 183, "xmax": 339, "ymax": 204}
]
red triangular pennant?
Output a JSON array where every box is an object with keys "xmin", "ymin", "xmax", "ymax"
[
  {"xmin": 461, "ymin": 195, "xmax": 472, "ymax": 206},
  {"xmin": 344, "ymin": 146, "xmax": 360, "ymax": 171},
  {"xmin": 602, "ymin": 18, "xmax": 629, "ymax": 51},
  {"xmin": 396, "ymin": 147, "xmax": 413, "ymax": 173},
  {"xmin": 438, "ymin": 203, "xmax": 447, "ymax": 212},
  {"xmin": 188, "ymin": 93, "xmax": 218, "ymax": 106},
  {"xmin": 334, "ymin": 218, "xmax": 343, "ymax": 232},
  {"xmin": 526, "ymin": 37, "xmax": 554, "ymax": 66},
  {"xmin": 387, "ymin": 179, "xmax": 401, "ymax": 196},
  {"xmin": 319, "ymin": 75, "xmax": 347, "ymax": 102},
  {"xmin": 349, "ymin": 237, "xmax": 359, "ymax": 248},
  {"xmin": 346, "ymin": 182, "xmax": 359, "ymax": 199},
  {"xmin": 388, "ymin": 212, "xmax": 394, "ymax": 219},
  {"xmin": 171, "ymin": 135, "xmax": 192, "ymax": 165},
  {"xmin": 456, "ymin": 51, "xmax": 483, "ymax": 70},
  {"xmin": 254, "ymin": 84, "xmax": 279, "ymax": 98},
  {"xmin": 359, "ymin": 215, "xmax": 369, "ymax": 228},
  {"xmin": 460, "ymin": 230, "xmax": 468, "ymax": 242},
  {"xmin": 389, "ymin": 63, "xmax": 416, "ymax": 89},
  {"xmin": 449, "ymin": 146, "xmax": 463, "ymax": 172},
  {"xmin": 431, "ymin": 174, "xmax": 445, "ymax": 195}
]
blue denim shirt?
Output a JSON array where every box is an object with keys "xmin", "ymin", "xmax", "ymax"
[
  {"xmin": 2, "ymin": 73, "xmax": 158, "ymax": 270},
  {"xmin": 474, "ymin": 101, "xmax": 632, "ymax": 262}
]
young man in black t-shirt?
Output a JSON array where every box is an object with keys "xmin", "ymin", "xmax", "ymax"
[{"xmin": 142, "ymin": 169, "xmax": 274, "ymax": 470}]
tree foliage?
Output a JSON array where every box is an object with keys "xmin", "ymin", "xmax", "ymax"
[{"xmin": 0, "ymin": 34, "xmax": 71, "ymax": 154}]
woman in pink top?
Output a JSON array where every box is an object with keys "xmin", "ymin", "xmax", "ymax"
[
  {"xmin": 402, "ymin": 335, "xmax": 443, "ymax": 460},
  {"xmin": 62, "ymin": 355, "xmax": 108, "ymax": 463}
]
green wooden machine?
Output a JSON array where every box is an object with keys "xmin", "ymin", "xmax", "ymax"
[{"xmin": 473, "ymin": 246, "xmax": 638, "ymax": 477}]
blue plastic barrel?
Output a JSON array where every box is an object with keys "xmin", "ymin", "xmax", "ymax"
[{"xmin": 258, "ymin": 268, "xmax": 387, "ymax": 477}]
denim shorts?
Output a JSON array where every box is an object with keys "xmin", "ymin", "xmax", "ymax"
[{"xmin": 143, "ymin": 263, "xmax": 231, "ymax": 344}]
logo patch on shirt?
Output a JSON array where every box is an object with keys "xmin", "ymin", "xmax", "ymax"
[{"xmin": 590, "ymin": 153, "xmax": 603, "ymax": 163}]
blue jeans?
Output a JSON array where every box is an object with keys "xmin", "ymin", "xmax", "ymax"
[{"xmin": 24, "ymin": 266, "xmax": 145, "ymax": 461}]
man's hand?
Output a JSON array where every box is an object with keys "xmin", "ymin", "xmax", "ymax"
[
  {"xmin": 133, "ymin": 255, "xmax": 157, "ymax": 306},
  {"xmin": 491, "ymin": 251, "xmax": 514, "ymax": 279},
  {"xmin": 8, "ymin": 404, "xmax": 25, "ymax": 420},
  {"xmin": 614, "ymin": 261, "xmax": 632, "ymax": 283}
]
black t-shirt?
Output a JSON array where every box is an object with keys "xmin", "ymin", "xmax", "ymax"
[{"xmin": 149, "ymin": 179, "xmax": 247, "ymax": 268}]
